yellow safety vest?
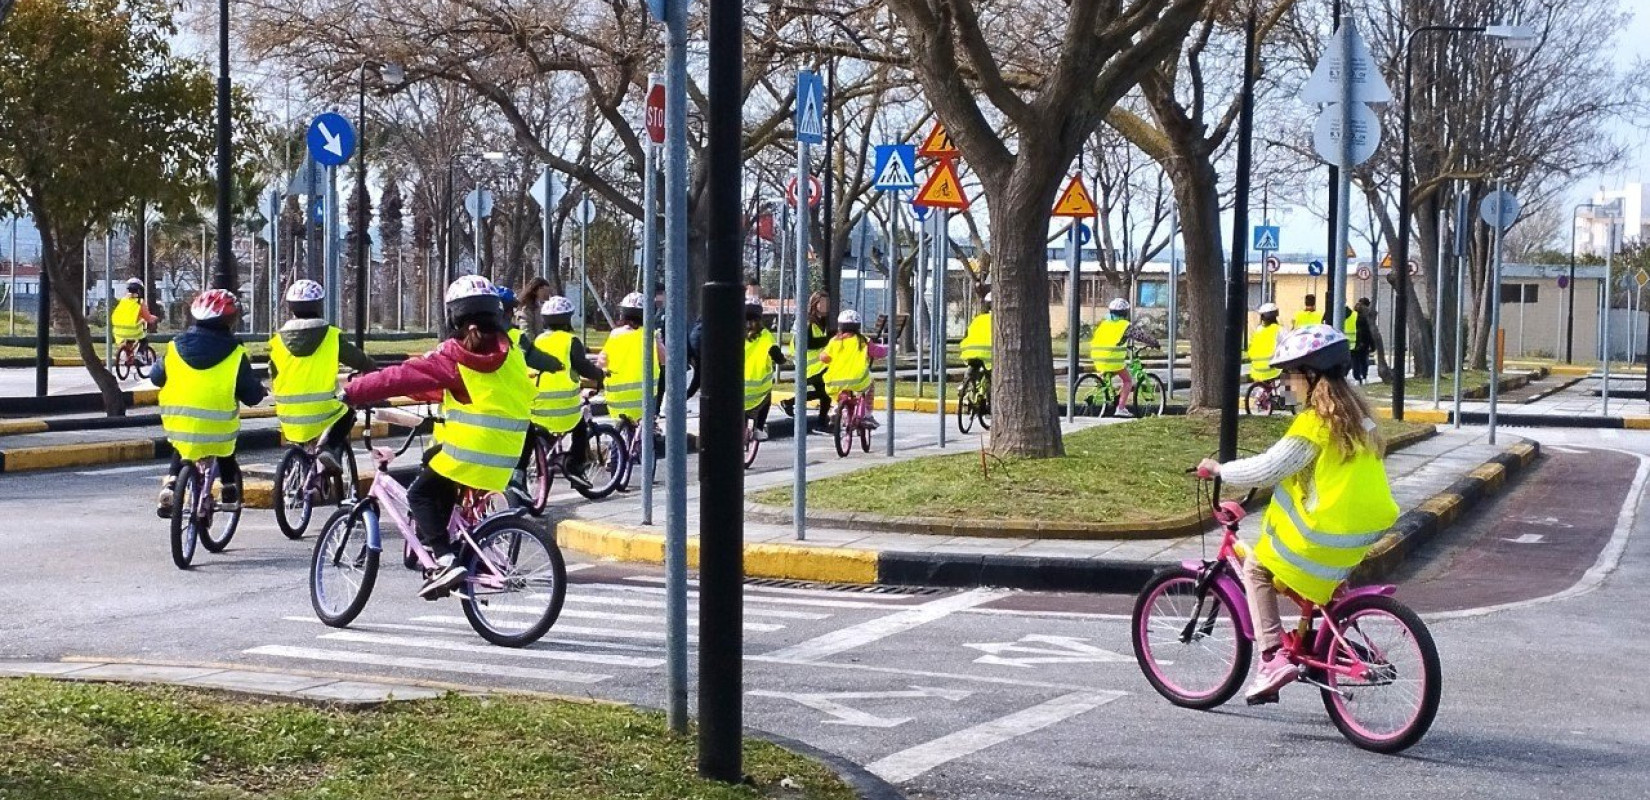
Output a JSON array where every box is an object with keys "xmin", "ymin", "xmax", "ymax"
[
  {"xmin": 531, "ymin": 330, "xmax": 582, "ymax": 434},
  {"xmin": 1292, "ymin": 309, "xmax": 1323, "ymax": 329},
  {"xmin": 111, "ymin": 297, "xmax": 146, "ymax": 341},
  {"xmin": 1090, "ymin": 317, "xmax": 1130, "ymax": 373},
  {"xmin": 959, "ymin": 313, "xmax": 992, "ymax": 366},
  {"xmin": 789, "ymin": 323, "xmax": 827, "ymax": 379},
  {"xmin": 268, "ymin": 327, "xmax": 347, "ymax": 444},
  {"xmin": 822, "ymin": 335, "xmax": 873, "ymax": 396},
  {"xmin": 602, "ymin": 327, "xmax": 657, "ymax": 421},
  {"xmin": 1343, "ymin": 310, "xmax": 1360, "ymax": 349},
  {"xmin": 158, "ymin": 343, "xmax": 243, "ymax": 460},
  {"xmin": 429, "ymin": 346, "xmax": 531, "ymax": 493},
  {"xmin": 1248, "ymin": 323, "xmax": 1281, "ymax": 382},
  {"xmin": 744, "ymin": 329, "xmax": 777, "ymax": 412},
  {"xmin": 1253, "ymin": 411, "xmax": 1399, "ymax": 605}
]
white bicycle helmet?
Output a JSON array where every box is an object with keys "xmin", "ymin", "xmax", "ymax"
[
  {"xmin": 190, "ymin": 289, "xmax": 238, "ymax": 322},
  {"xmin": 1108, "ymin": 298, "xmax": 1131, "ymax": 313},
  {"xmin": 1272, "ymin": 324, "xmax": 1351, "ymax": 374},
  {"xmin": 619, "ymin": 292, "xmax": 646, "ymax": 310},
  {"xmin": 125, "ymin": 278, "xmax": 144, "ymax": 291},
  {"xmin": 541, "ymin": 295, "xmax": 576, "ymax": 316},
  {"xmin": 837, "ymin": 309, "xmax": 862, "ymax": 326},
  {"xmin": 444, "ymin": 275, "xmax": 503, "ymax": 326},
  {"xmin": 285, "ymin": 279, "xmax": 325, "ymax": 303},
  {"xmin": 1257, "ymin": 302, "xmax": 1279, "ymax": 315}
]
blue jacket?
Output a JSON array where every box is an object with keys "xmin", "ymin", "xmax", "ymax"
[{"xmin": 149, "ymin": 323, "xmax": 267, "ymax": 407}]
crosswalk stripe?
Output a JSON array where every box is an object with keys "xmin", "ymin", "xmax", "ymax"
[
  {"xmin": 555, "ymin": 608, "xmax": 784, "ymax": 632},
  {"xmin": 316, "ymin": 631, "xmax": 664, "ymax": 668},
  {"xmin": 278, "ymin": 616, "xmax": 671, "ymax": 654},
  {"xmin": 586, "ymin": 583, "xmax": 921, "ymax": 611},
  {"xmin": 556, "ymin": 593, "xmax": 831, "ymax": 621},
  {"xmin": 621, "ymin": 574, "xmax": 924, "ymax": 603},
  {"xmin": 411, "ymin": 616, "xmax": 693, "ymax": 643},
  {"xmin": 244, "ymin": 645, "xmax": 608, "ymax": 684}
]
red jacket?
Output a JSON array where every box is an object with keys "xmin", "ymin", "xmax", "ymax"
[{"xmin": 343, "ymin": 337, "xmax": 510, "ymax": 407}]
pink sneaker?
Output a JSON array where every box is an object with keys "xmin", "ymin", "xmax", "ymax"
[{"xmin": 1245, "ymin": 650, "xmax": 1296, "ymax": 704}]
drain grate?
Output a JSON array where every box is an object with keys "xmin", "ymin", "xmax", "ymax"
[{"xmin": 742, "ymin": 577, "xmax": 943, "ymax": 596}]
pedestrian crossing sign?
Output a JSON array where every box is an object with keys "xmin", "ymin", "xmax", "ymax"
[
  {"xmin": 1252, "ymin": 225, "xmax": 1280, "ymax": 252},
  {"xmin": 794, "ymin": 70, "xmax": 825, "ymax": 145},
  {"xmin": 918, "ymin": 123, "xmax": 959, "ymax": 159},
  {"xmin": 1052, "ymin": 175, "xmax": 1097, "ymax": 218},
  {"xmin": 914, "ymin": 159, "xmax": 969, "ymax": 210},
  {"xmin": 872, "ymin": 144, "xmax": 918, "ymax": 191}
]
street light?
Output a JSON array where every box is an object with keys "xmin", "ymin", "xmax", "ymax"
[
  {"xmin": 1392, "ymin": 22, "xmax": 1535, "ymax": 419},
  {"xmin": 354, "ymin": 60, "xmax": 404, "ymax": 349}
]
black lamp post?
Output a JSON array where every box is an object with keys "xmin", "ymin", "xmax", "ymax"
[{"xmin": 213, "ymin": 0, "xmax": 233, "ymax": 292}]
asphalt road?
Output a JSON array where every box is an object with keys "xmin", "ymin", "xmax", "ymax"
[{"xmin": 3, "ymin": 426, "xmax": 1647, "ymax": 799}]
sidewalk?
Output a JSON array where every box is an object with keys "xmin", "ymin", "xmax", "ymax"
[{"xmin": 557, "ymin": 425, "xmax": 1539, "ymax": 593}]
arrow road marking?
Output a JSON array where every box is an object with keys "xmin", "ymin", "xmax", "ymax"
[
  {"xmin": 1504, "ymin": 533, "xmax": 1546, "ymax": 544},
  {"xmin": 317, "ymin": 121, "xmax": 344, "ymax": 156},
  {"xmin": 747, "ymin": 686, "xmax": 971, "ymax": 728},
  {"xmin": 965, "ymin": 634, "xmax": 1131, "ymax": 668},
  {"xmin": 865, "ymin": 690, "xmax": 1124, "ymax": 783},
  {"xmin": 1509, "ymin": 516, "xmax": 1573, "ymax": 529}
]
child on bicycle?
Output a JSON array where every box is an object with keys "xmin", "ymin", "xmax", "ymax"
[
  {"xmin": 780, "ymin": 291, "xmax": 833, "ymax": 431},
  {"xmin": 532, "ymin": 295, "xmax": 607, "ymax": 487},
  {"xmin": 599, "ymin": 292, "xmax": 664, "ymax": 428},
  {"xmin": 818, "ymin": 309, "xmax": 887, "ymax": 429},
  {"xmin": 153, "ymin": 290, "xmax": 266, "ymax": 517},
  {"xmin": 269, "ymin": 280, "xmax": 377, "ymax": 480},
  {"xmin": 1089, "ymin": 298, "xmax": 1160, "ymax": 402},
  {"xmin": 959, "ymin": 289, "xmax": 991, "ymax": 379},
  {"xmin": 342, "ymin": 276, "xmax": 533, "ymax": 599},
  {"xmin": 1247, "ymin": 302, "xmax": 1282, "ymax": 385},
  {"xmin": 744, "ymin": 301, "xmax": 785, "ymax": 440},
  {"xmin": 1196, "ymin": 325, "xmax": 1399, "ymax": 703},
  {"xmin": 111, "ymin": 278, "xmax": 159, "ymax": 351}
]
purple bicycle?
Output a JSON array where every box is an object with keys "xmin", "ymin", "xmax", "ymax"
[{"xmin": 168, "ymin": 456, "xmax": 242, "ymax": 569}]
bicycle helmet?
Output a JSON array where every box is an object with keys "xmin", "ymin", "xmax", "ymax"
[
  {"xmin": 619, "ymin": 292, "xmax": 646, "ymax": 310},
  {"xmin": 744, "ymin": 302, "xmax": 764, "ymax": 321},
  {"xmin": 493, "ymin": 285, "xmax": 518, "ymax": 312},
  {"xmin": 444, "ymin": 275, "xmax": 504, "ymax": 328},
  {"xmin": 125, "ymin": 278, "xmax": 144, "ymax": 292},
  {"xmin": 541, "ymin": 295, "xmax": 576, "ymax": 317},
  {"xmin": 1108, "ymin": 298, "xmax": 1131, "ymax": 313},
  {"xmin": 1257, "ymin": 302, "xmax": 1279, "ymax": 315},
  {"xmin": 285, "ymin": 279, "xmax": 325, "ymax": 303},
  {"xmin": 837, "ymin": 309, "xmax": 861, "ymax": 326},
  {"xmin": 1271, "ymin": 324, "xmax": 1351, "ymax": 375},
  {"xmin": 190, "ymin": 289, "xmax": 238, "ymax": 322}
]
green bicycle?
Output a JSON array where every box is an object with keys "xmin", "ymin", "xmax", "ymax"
[{"xmin": 1073, "ymin": 343, "xmax": 1166, "ymax": 418}]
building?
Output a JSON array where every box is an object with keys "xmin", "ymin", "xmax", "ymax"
[{"xmin": 1576, "ymin": 184, "xmax": 1650, "ymax": 256}]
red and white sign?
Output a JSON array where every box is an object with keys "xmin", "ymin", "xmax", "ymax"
[
  {"xmin": 1265, "ymin": 256, "xmax": 1281, "ymax": 273},
  {"xmin": 645, "ymin": 81, "xmax": 666, "ymax": 145},
  {"xmin": 786, "ymin": 175, "xmax": 823, "ymax": 209},
  {"xmin": 1357, "ymin": 266, "xmax": 1372, "ymax": 281},
  {"xmin": 1408, "ymin": 259, "xmax": 1420, "ymax": 277}
]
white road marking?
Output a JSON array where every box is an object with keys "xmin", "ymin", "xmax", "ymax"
[
  {"xmin": 1504, "ymin": 533, "xmax": 1546, "ymax": 544},
  {"xmin": 74, "ymin": 464, "xmax": 165, "ymax": 476},
  {"xmin": 748, "ymin": 656, "xmax": 1099, "ymax": 691},
  {"xmin": 564, "ymin": 563, "xmax": 594, "ymax": 573},
  {"xmin": 960, "ymin": 607, "xmax": 1131, "ymax": 622},
  {"xmin": 555, "ymin": 608, "xmax": 784, "ymax": 632},
  {"xmin": 411, "ymin": 616, "xmax": 692, "ymax": 642},
  {"xmin": 585, "ymin": 582, "xmax": 923, "ymax": 610},
  {"xmin": 244, "ymin": 645, "xmax": 609, "ymax": 684},
  {"xmin": 747, "ymin": 686, "xmax": 971, "ymax": 728},
  {"xmin": 965, "ymin": 635, "xmax": 1131, "ymax": 668},
  {"xmin": 316, "ymin": 630, "xmax": 663, "ymax": 667},
  {"xmin": 280, "ymin": 616, "xmax": 669, "ymax": 653},
  {"xmin": 620, "ymin": 573, "xmax": 923, "ymax": 602},
  {"xmin": 762, "ymin": 589, "xmax": 1003, "ymax": 663},
  {"xmin": 560, "ymin": 593, "xmax": 830, "ymax": 620},
  {"xmin": 864, "ymin": 690, "xmax": 1124, "ymax": 783}
]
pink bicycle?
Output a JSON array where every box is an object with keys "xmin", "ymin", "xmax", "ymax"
[
  {"xmin": 308, "ymin": 408, "xmax": 567, "ymax": 647},
  {"xmin": 1131, "ymin": 476, "xmax": 1441, "ymax": 753},
  {"xmin": 831, "ymin": 389, "xmax": 875, "ymax": 457}
]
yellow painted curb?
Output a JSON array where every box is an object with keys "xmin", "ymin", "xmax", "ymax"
[
  {"xmin": 0, "ymin": 420, "xmax": 49, "ymax": 435},
  {"xmin": 1416, "ymin": 493, "xmax": 1464, "ymax": 527},
  {"xmin": 1467, "ymin": 462, "xmax": 1507, "ymax": 493},
  {"xmin": 242, "ymin": 474, "xmax": 375, "ymax": 510},
  {"xmin": 1622, "ymin": 417, "xmax": 1650, "ymax": 430},
  {"xmin": 557, "ymin": 519, "xmax": 878, "ymax": 584},
  {"xmin": 131, "ymin": 389, "xmax": 159, "ymax": 406},
  {"xmin": 3, "ymin": 439, "xmax": 154, "ymax": 471}
]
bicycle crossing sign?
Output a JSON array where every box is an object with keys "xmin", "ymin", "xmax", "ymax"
[
  {"xmin": 1052, "ymin": 175, "xmax": 1097, "ymax": 218},
  {"xmin": 871, "ymin": 144, "xmax": 918, "ymax": 191},
  {"xmin": 794, "ymin": 70, "xmax": 825, "ymax": 145},
  {"xmin": 1252, "ymin": 225, "xmax": 1280, "ymax": 251},
  {"xmin": 918, "ymin": 123, "xmax": 959, "ymax": 159},
  {"xmin": 913, "ymin": 159, "xmax": 969, "ymax": 210}
]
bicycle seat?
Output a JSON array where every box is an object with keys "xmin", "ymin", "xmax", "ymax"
[{"xmin": 1213, "ymin": 500, "xmax": 1246, "ymax": 526}]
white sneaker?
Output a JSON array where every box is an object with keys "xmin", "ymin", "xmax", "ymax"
[
  {"xmin": 419, "ymin": 554, "xmax": 467, "ymax": 599},
  {"xmin": 753, "ymin": 428, "xmax": 770, "ymax": 442}
]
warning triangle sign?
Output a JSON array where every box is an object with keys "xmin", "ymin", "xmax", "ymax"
[
  {"xmin": 918, "ymin": 123, "xmax": 959, "ymax": 159},
  {"xmin": 1051, "ymin": 175, "xmax": 1097, "ymax": 218},
  {"xmin": 914, "ymin": 160, "xmax": 969, "ymax": 210}
]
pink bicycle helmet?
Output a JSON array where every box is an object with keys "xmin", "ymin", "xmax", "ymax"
[{"xmin": 1272, "ymin": 324, "xmax": 1350, "ymax": 374}]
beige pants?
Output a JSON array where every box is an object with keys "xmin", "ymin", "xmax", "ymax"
[{"xmin": 1242, "ymin": 558, "xmax": 1284, "ymax": 655}]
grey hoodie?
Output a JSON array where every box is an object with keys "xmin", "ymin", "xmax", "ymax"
[{"xmin": 268, "ymin": 318, "xmax": 378, "ymax": 381}]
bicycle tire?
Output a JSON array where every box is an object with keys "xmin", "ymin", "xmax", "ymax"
[
  {"xmin": 573, "ymin": 424, "xmax": 625, "ymax": 500},
  {"xmin": 169, "ymin": 463, "xmax": 199, "ymax": 569},
  {"xmin": 274, "ymin": 447, "xmax": 313, "ymax": 540},
  {"xmin": 113, "ymin": 353, "xmax": 131, "ymax": 381},
  {"xmin": 957, "ymin": 376, "xmax": 978, "ymax": 434},
  {"xmin": 310, "ymin": 504, "xmax": 380, "ymax": 628},
  {"xmin": 1318, "ymin": 594, "xmax": 1442, "ymax": 754},
  {"xmin": 1244, "ymin": 382, "xmax": 1270, "ymax": 416},
  {"xmin": 1132, "ymin": 566, "xmax": 1252, "ymax": 710},
  {"xmin": 461, "ymin": 518, "xmax": 567, "ymax": 647},
  {"xmin": 975, "ymin": 381, "xmax": 992, "ymax": 431},
  {"xmin": 525, "ymin": 432, "xmax": 552, "ymax": 516},
  {"xmin": 199, "ymin": 472, "xmax": 241, "ymax": 553},
  {"xmin": 615, "ymin": 422, "xmax": 639, "ymax": 491},
  {"xmin": 833, "ymin": 405, "xmax": 852, "ymax": 457},
  {"xmin": 1072, "ymin": 372, "xmax": 1106, "ymax": 416},
  {"xmin": 1129, "ymin": 374, "xmax": 1167, "ymax": 418},
  {"xmin": 744, "ymin": 419, "xmax": 761, "ymax": 468},
  {"xmin": 858, "ymin": 417, "xmax": 872, "ymax": 453},
  {"xmin": 333, "ymin": 441, "xmax": 360, "ymax": 504},
  {"xmin": 134, "ymin": 344, "xmax": 155, "ymax": 380}
]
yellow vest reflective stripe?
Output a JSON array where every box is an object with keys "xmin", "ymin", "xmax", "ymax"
[
  {"xmin": 789, "ymin": 323, "xmax": 827, "ymax": 379},
  {"xmin": 959, "ymin": 313, "xmax": 992, "ymax": 365},
  {"xmin": 1089, "ymin": 318, "xmax": 1130, "ymax": 372},
  {"xmin": 1248, "ymin": 324, "xmax": 1281, "ymax": 381},
  {"xmin": 744, "ymin": 329, "xmax": 777, "ymax": 411},
  {"xmin": 822, "ymin": 336, "xmax": 873, "ymax": 395},
  {"xmin": 268, "ymin": 327, "xmax": 347, "ymax": 444},
  {"xmin": 1254, "ymin": 411, "xmax": 1399, "ymax": 605},
  {"xmin": 1292, "ymin": 310, "xmax": 1322, "ymax": 328},
  {"xmin": 602, "ymin": 327, "xmax": 657, "ymax": 421},
  {"xmin": 429, "ymin": 346, "xmax": 531, "ymax": 492},
  {"xmin": 111, "ymin": 298, "xmax": 145, "ymax": 341},
  {"xmin": 1343, "ymin": 310, "xmax": 1359, "ymax": 348},
  {"xmin": 532, "ymin": 330, "xmax": 582, "ymax": 434},
  {"xmin": 158, "ymin": 343, "xmax": 243, "ymax": 460}
]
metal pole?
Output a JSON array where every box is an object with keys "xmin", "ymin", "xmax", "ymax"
[
  {"xmin": 1325, "ymin": 0, "xmax": 1342, "ymax": 325},
  {"xmin": 663, "ymin": 3, "xmax": 691, "ymax": 734},
  {"xmin": 885, "ymin": 192, "xmax": 899, "ymax": 456},
  {"xmin": 541, "ymin": 167, "xmax": 553, "ymax": 284},
  {"xmin": 1603, "ymin": 221, "xmax": 1614, "ymax": 416},
  {"xmin": 213, "ymin": 0, "xmax": 234, "ymax": 291},
  {"xmin": 1065, "ymin": 220, "xmax": 1079, "ymax": 422},
  {"xmin": 1167, "ymin": 207, "xmax": 1179, "ymax": 399},
  {"xmin": 356, "ymin": 64, "xmax": 369, "ymax": 350},
  {"xmin": 1566, "ymin": 204, "xmax": 1584, "ymax": 363},
  {"xmin": 935, "ymin": 210, "xmax": 948, "ymax": 448},
  {"xmin": 104, "ymin": 230, "xmax": 113, "ymax": 368},
  {"xmin": 1452, "ymin": 205, "xmax": 1466, "ymax": 428},
  {"xmin": 579, "ymin": 209, "xmax": 589, "ymax": 340},
  {"xmin": 640, "ymin": 76, "xmax": 660, "ymax": 528},
  {"xmin": 143, "ymin": 218, "xmax": 151, "ymax": 327},
  {"xmin": 326, "ymin": 166, "xmax": 340, "ymax": 324},
  {"xmin": 1432, "ymin": 193, "xmax": 1446, "ymax": 408},
  {"xmin": 1330, "ymin": 15, "xmax": 1353, "ymax": 333},
  {"xmin": 1488, "ymin": 178, "xmax": 1507, "ymax": 444},
  {"xmin": 913, "ymin": 215, "xmax": 925, "ymax": 392},
  {"xmin": 8, "ymin": 217, "xmax": 15, "ymax": 336},
  {"xmin": 792, "ymin": 132, "xmax": 809, "ymax": 541},
  {"xmin": 1220, "ymin": 9, "xmax": 1257, "ymax": 463},
  {"xmin": 35, "ymin": 243, "xmax": 47, "ymax": 397}
]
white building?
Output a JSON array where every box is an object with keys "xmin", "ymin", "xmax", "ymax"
[{"xmin": 1576, "ymin": 183, "xmax": 1650, "ymax": 256}]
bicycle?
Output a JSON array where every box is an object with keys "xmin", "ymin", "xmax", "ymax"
[
  {"xmin": 831, "ymin": 389, "xmax": 875, "ymax": 457},
  {"xmin": 273, "ymin": 428, "xmax": 360, "ymax": 540},
  {"xmin": 310, "ymin": 407, "xmax": 567, "ymax": 647},
  {"xmin": 1244, "ymin": 377, "xmax": 1289, "ymax": 416},
  {"xmin": 956, "ymin": 364, "xmax": 992, "ymax": 434},
  {"xmin": 112, "ymin": 339, "xmax": 157, "ymax": 381},
  {"xmin": 1131, "ymin": 474, "xmax": 1441, "ymax": 753},
  {"xmin": 1072, "ymin": 343, "xmax": 1166, "ymax": 418},
  {"xmin": 743, "ymin": 412, "xmax": 762, "ymax": 468},
  {"xmin": 168, "ymin": 456, "xmax": 243, "ymax": 569},
  {"xmin": 521, "ymin": 401, "xmax": 626, "ymax": 514}
]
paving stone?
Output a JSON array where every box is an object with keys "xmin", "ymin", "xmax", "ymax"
[
  {"xmin": 296, "ymin": 681, "xmax": 443, "ymax": 704},
  {"xmin": 69, "ymin": 664, "xmax": 225, "ymax": 683},
  {"xmin": 0, "ymin": 661, "xmax": 99, "ymax": 677},
  {"xmin": 181, "ymin": 670, "xmax": 334, "ymax": 694}
]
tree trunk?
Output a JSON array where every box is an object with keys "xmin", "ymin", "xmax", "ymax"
[
  {"xmin": 1167, "ymin": 159, "xmax": 1227, "ymax": 410},
  {"xmin": 987, "ymin": 164, "xmax": 1065, "ymax": 458},
  {"xmin": 39, "ymin": 226, "xmax": 126, "ymax": 415}
]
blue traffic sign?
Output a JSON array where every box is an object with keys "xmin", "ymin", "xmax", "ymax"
[
  {"xmin": 645, "ymin": 0, "xmax": 666, "ymax": 21},
  {"xmin": 306, "ymin": 112, "xmax": 355, "ymax": 167},
  {"xmin": 871, "ymin": 144, "xmax": 917, "ymax": 191},
  {"xmin": 1307, "ymin": 259, "xmax": 1325, "ymax": 277},
  {"xmin": 1072, "ymin": 222, "xmax": 1092, "ymax": 247},
  {"xmin": 310, "ymin": 196, "xmax": 325, "ymax": 227},
  {"xmin": 1252, "ymin": 225, "xmax": 1280, "ymax": 252},
  {"xmin": 794, "ymin": 71, "xmax": 825, "ymax": 145},
  {"xmin": 910, "ymin": 201, "xmax": 930, "ymax": 222}
]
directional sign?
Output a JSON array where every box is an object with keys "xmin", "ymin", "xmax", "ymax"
[
  {"xmin": 785, "ymin": 175, "xmax": 823, "ymax": 209},
  {"xmin": 464, "ymin": 188, "xmax": 494, "ymax": 220},
  {"xmin": 910, "ymin": 201, "xmax": 931, "ymax": 222},
  {"xmin": 748, "ymin": 686, "xmax": 970, "ymax": 728},
  {"xmin": 1308, "ymin": 260, "xmax": 1326, "ymax": 277},
  {"xmin": 306, "ymin": 112, "xmax": 356, "ymax": 167},
  {"xmin": 1312, "ymin": 102, "xmax": 1381, "ymax": 168},
  {"xmin": 965, "ymin": 635, "xmax": 1130, "ymax": 668},
  {"xmin": 1558, "ymin": 275, "xmax": 1571, "ymax": 289},
  {"xmin": 286, "ymin": 161, "xmax": 324, "ymax": 197},
  {"xmin": 871, "ymin": 144, "xmax": 918, "ymax": 191},
  {"xmin": 918, "ymin": 123, "xmax": 959, "ymax": 159},
  {"xmin": 1357, "ymin": 265, "xmax": 1372, "ymax": 281},
  {"xmin": 644, "ymin": 80, "xmax": 666, "ymax": 145},
  {"xmin": 913, "ymin": 159, "xmax": 969, "ymax": 210},
  {"xmin": 529, "ymin": 170, "xmax": 565, "ymax": 210},
  {"xmin": 1300, "ymin": 20, "xmax": 1392, "ymax": 104},
  {"xmin": 1052, "ymin": 175, "xmax": 1097, "ymax": 218},
  {"xmin": 1252, "ymin": 225, "xmax": 1280, "ymax": 252},
  {"xmin": 1074, "ymin": 222, "xmax": 1092, "ymax": 247},
  {"xmin": 794, "ymin": 70, "xmax": 825, "ymax": 145},
  {"xmin": 1266, "ymin": 256, "xmax": 1281, "ymax": 273},
  {"xmin": 1480, "ymin": 190, "xmax": 1522, "ymax": 230}
]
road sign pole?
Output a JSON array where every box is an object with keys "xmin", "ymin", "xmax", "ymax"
[
  {"xmin": 661, "ymin": 0, "xmax": 691, "ymax": 734},
  {"xmin": 326, "ymin": 165, "xmax": 339, "ymax": 325},
  {"xmin": 1488, "ymin": 179, "xmax": 1507, "ymax": 443},
  {"xmin": 885, "ymin": 191, "xmax": 899, "ymax": 456},
  {"xmin": 1220, "ymin": 9, "xmax": 1257, "ymax": 464},
  {"xmin": 540, "ymin": 167, "xmax": 553, "ymax": 283},
  {"xmin": 579, "ymin": 212, "xmax": 588, "ymax": 339},
  {"xmin": 1066, "ymin": 221, "xmax": 1079, "ymax": 423},
  {"xmin": 793, "ymin": 133, "xmax": 809, "ymax": 542},
  {"xmin": 1331, "ymin": 16, "xmax": 1354, "ymax": 333},
  {"xmin": 1167, "ymin": 207, "xmax": 1179, "ymax": 400},
  {"xmin": 936, "ymin": 209, "xmax": 949, "ymax": 449},
  {"xmin": 1433, "ymin": 196, "xmax": 1446, "ymax": 408},
  {"xmin": 1603, "ymin": 227, "xmax": 1614, "ymax": 416},
  {"xmin": 640, "ymin": 74, "xmax": 661, "ymax": 529},
  {"xmin": 34, "ymin": 244, "xmax": 47, "ymax": 397}
]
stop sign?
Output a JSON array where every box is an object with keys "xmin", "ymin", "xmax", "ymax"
[{"xmin": 645, "ymin": 83, "xmax": 666, "ymax": 145}]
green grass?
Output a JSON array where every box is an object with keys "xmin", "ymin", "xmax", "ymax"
[
  {"xmin": 0, "ymin": 678, "xmax": 854, "ymax": 800},
  {"xmin": 756, "ymin": 415, "xmax": 1429, "ymax": 524},
  {"xmin": 1361, "ymin": 370, "xmax": 1496, "ymax": 400}
]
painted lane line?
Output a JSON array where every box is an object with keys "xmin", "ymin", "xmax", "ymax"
[
  {"xmin": 965, "ymin": 635, "xmax": 1131, "ymax": 668},
  {"xmin": 243, "ymin": 645, "xmax": 609, "ymax": 684},
  {"xmin": 579, "ymin": 582, "xmax": 920, "ymax": 610},
  {"xmin": 762, "ymin": 589, "xmax": 1003, "ymax": 663},
  {"xmin": 747, "ymin": 686, "xmax": 972, "ymax": 728},
  {"xmin": 316, "ymin": 631, "xmax": 664, "ymax": 668},
  {"xmin": 746, "ymin": 657, "xmax": 1096, "ymax": 692},
  {"xmin": 620, "ymin": 574, "xmax": 923, "ymax": 602},
  {"xmin": 73, "ymin": 464, "xmax": 166, "ymax": 476},
  {"xmin": 480, "ymin": 604, "xmax": 782, "ymax": 632},
  {"xmin": 564, "ymin": 563, "xmax": 595, "ymax": 573},
  {"xmin": 864, "ymin": 690, "xmax": 1125, "ymax": 783},
  {"xmin": 959, "ymin": 607, "xmax": 1132, "ymax": 622},
  {"xmin": 557, "ymin": 593, "xmax": 831, "ymax": 620},
  {"xmin": 278, "ymin": 616, "xmax": 673, "ymax": 654},
  {"xmin": 411, "ymin": 616, "xmax": 693, "ymax": 643}
]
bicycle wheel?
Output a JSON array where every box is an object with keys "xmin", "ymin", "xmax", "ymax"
[
  {"xmin": 200, "ymin": 472, "xmax": 241, "ymax": 553},
  {"xmin": 1318, "ymin": 594, "xmax": 1442, "ymax": 754},
  {"xmin": 169, "ymin": 464, "xmax": 200, "ymax": 569},
  {"xmin": 956, "ymin": 377, "xmax": 978, "ymax": 434},
  {"xmin": 1132, "ymin": 566, "xmax": 1252, "ymax": 710},
  {"xmin": 858, "ymin": 416, "xmax": 872, "ymax": 453},
  {"xmin": 615, "ymin": 423, "xmax": 638, "ymax": 491},
  {"xmin": 113, "ymin": 351, "xmax": 131, "ymax": 381},
  {"xmin": 743, "ymin": 419, "xmax": 761, "ymax": 468},
  {"xmin": 310, "ymin": 504, "xmax": 381, "ymax": 628},
  {"xmin": 332, "ymin": 441, "xmax": 360, "ymax": 504},
  {"xmin": 524, "ymin": 432, "xmax": 552, "ymax": 515},
  {"xmin": 572, "ymin": 424, "xmax": 625, "ymax": 500},
  {"xmin": 1244, "ymin": 382, "xmax": 1272, "ymax": 416},
  {"xmin": 975, "ymin": 382, "xmax": 992, "ymax": 430},
  {"xmin": 832, "ymin": 405, "xmax": 852, "ymax": 457},
  {"xmin": 1072, "ymin": 372, "xmax": 1107, "ymax": 416},
  {"xmin": 134, "ymin": 344, "xmax": 155, "ymax": 380},
  {"xmin": 1129, "ymin": 374, "xmax": 1167, "ymax": 418},
  {"xmin": 274, "ymin": 447, "xmax": 313, "ymax": 540},
  {"xmin": 461, "ymin": 518, "xmax": 567, "ymax": 647}
]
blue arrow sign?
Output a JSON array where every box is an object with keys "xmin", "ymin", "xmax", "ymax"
[
  {"xmin": 1075, "ymin": 222, "xmax": 1092, "ymax": 247},
  {"xmin": 1307, "ymin": 259, "xmax": 1325, "ymax": 277},
  {"xmin": 872, "ymin": 144, "xmax": 917, "ymax": 191},
  {"xmin": 306, "ymin": 112, "xmax": 355, "ymax": 167},
  {"xmin": 1252, "ymin": 225, "xmax": 1280, "ymax": 252},
  {"xmin": 794, "ymin": 71, "xmax": 825, "ymax": 145},
  {"xmin": 910, "ymin": 201, "xmax": 930, "ymax": 222}
]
